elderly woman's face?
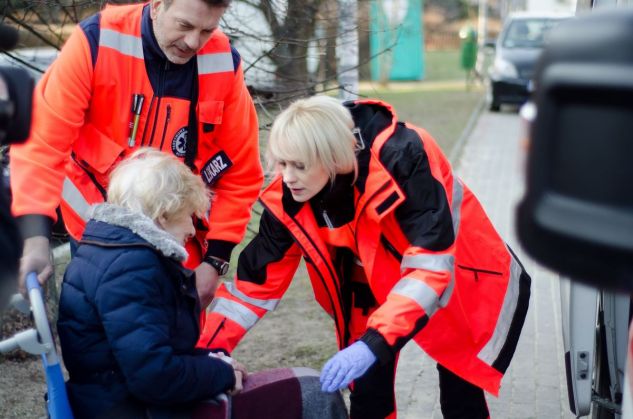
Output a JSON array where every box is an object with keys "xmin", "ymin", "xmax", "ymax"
[
  {"xmin": 157, "ymin": 210, "xmax": 195, "ymax": 245},
  {"xmin": 277, "ymin": 159, "xmax": 330, "ymax": 202}
]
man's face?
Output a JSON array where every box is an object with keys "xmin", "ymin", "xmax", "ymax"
[{"xmin": 150, "ymin": 0, "xmax": 226, "ymax": 65}]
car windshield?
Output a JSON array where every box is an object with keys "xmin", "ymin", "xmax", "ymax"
[{"xmin": 502, "ymin": 18, "xmax": 565, "ymax": 49}]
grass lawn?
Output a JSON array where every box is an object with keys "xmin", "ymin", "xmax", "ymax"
[
  {"xmin": 358, "ymin": 86, "xmax": 483, "ymax": 156},
  {"xmin": 424, "ymin": 49, "xmax": 466, "ymax": 82}
]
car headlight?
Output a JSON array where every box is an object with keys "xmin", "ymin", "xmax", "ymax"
[{"xmin": 491, "ymin": 57, "xmax": 519, "ymax": 79}]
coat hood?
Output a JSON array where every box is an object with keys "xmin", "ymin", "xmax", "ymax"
[{"xmin": 89, "ymin": 203, "xmax": 188, "ymax": 261}]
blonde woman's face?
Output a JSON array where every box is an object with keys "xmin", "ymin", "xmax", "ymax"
[{"xmin": 277, "ymin": 159, "xmax": 329, "ymax": 202}]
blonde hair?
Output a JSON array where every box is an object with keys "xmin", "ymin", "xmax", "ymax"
[
  {"xmin": 108, "ymin": 148, "xmax": 210, "ymax": 222},
  {"xmin": 267, "ymin": 95, "xmax": 358, "ymax": 182}
]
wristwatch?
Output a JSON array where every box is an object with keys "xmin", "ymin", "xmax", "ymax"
[{"xmin": 204, "ymin": 256, "xmax": 230, "ymax": 276}]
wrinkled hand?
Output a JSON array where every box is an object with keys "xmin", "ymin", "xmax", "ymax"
[
  {"xmin": 229, "ymin": 359, "xmax": 248, "ymax": 396},
  {"xmin": 229, "ymin": 369, "xmax": 244, "ymax": 396},
  {"xmin": 210, "ymin": 352, "xmax": 248, "ymax": 395},
  {"xmin": 320, "ymin": 341, "xmax": 376, "ymax": 392},
  {"xmin": 19, "ymin": 236, "xmax": 52, "ymax": 295},
  {"xmin": 195, "ymin": 262, "xmax": 220, "ymax": 309},
  {"xmin": 232, "ymin": 359, "xmax": 248, "ymax": 380}
]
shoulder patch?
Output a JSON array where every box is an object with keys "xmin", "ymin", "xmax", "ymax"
[
  {"xmin": 201, "ymin": 151, "xmax": 233, "ymax": 186},
  {"xmin": 171, "ymin": 127, "xmax": 188, "ymax": 157}
]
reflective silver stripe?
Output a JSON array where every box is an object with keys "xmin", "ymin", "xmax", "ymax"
[
  {"xmin": 452, "ymin": 177, "xmax": 464, "ymax": 235},
  {"xmin": 391, "ymin": 277, "xmax": 440, "ymax": 317},
  {"xmin": 401, "ymin": 254, "xmax": 454, "ymax": 273},
  {"xmin": 477, "ymin": 253, "xmax": 522, "ymax": 365},
  {"xmin": 401, "ymin": 254, "xmax": 455, "ymax": 307},
  {"xmin": 100, "ymin": 29, "xmax": 143, "ymax": 59},
  {"xmin": 197, "ymin": 52, "xmax": 234, "ymax": 74},
  {"xmin": 209, "ymin": 297, "xmax": 259, "ymax": 331},
  {"xmin": 438, "ymin": 269, "xmax": 455, "ymax": 308},
  {"xmin": 224, "ymin": 282, "xmax": 280, "ymax": 311},
  {"xmin": 61, "ymin": 177, "xmax": 91, "ymax": 221}
]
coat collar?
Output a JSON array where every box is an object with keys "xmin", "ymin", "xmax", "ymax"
[{"xmin": 90, "ymin": 203, "xmax": 188, "ymax": 262}]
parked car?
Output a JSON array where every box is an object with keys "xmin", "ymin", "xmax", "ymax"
[
  {"xmin": 486, "ymin": 12, "xmax": 570, "ymax": 111},
  {"xmin": 0, "ymin": 47, "xmax": 58, "ymax": 81}
]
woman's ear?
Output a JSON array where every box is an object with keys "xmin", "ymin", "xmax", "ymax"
[{"xmin": 155, "ymin": 214, "xmax": 168, "ymax": 230}]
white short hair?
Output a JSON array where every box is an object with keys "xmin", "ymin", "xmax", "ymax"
[
  {"xmin": 268, "ymin": 95, "xmax": 358, "ymax": 181},
  {"xmin": 108, "ymin": 148, "xmax": 210, "ymax": 221}
]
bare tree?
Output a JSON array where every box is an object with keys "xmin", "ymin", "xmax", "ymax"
[
  {"xmin": 1, "ymin": 0, "xmax": 385, "ymax": 106},
  {"xmin": 337, "ymin": 0, "xmax": 359, "ymax": 100}
]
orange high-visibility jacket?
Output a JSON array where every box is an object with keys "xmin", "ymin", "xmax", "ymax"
[
  {"xmin": 198, "ymin": 100, "xmax": 530, "ymax": 395},
  {"xmin": 10, "ymin": 3, "xmax": 263, "ymax": 262}
]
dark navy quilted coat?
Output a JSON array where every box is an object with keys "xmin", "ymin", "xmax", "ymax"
[{"xmin": 57, "ymin": 204, "xmax": 235, "ymax": 418}]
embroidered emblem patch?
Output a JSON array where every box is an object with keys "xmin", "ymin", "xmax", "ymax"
[
  {"xmin": 201, "ymin": 151, "xmax": 233, "ymax": 186},
  {"xmin": 171, "ymin": 127, "xmax": 188, "ymax": 157}
]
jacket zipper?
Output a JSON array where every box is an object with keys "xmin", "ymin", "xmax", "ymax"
[
  {"xmin": 159, "ymin": 104, "xmax": 172, "ymax": 150},
  {"xmin": 322, "ymin": 210, "xmax": 334, "ymax": 229},
  {"xmin": 380, "ymin": 235, "xmax": 403, "ymax": 262},
  {"xmin": 70, "ymin": 152, "xmax": 108, "ymax": 200},
  {"xmin": 147, "ymin": 61, "xmax": 168, "ymax": 147},
  {"xmin": 139, "ymin": 95, "xmax": 156, "ymax": 147},
  {"xmin": 204, "ymin": 317, "xmax": 226, "ymax": 347},
  {"xmin": 261, "ymin": 199, "xmax": 347, "ymax": 349},
  {"xmin": 457, "ymin": 264, "xmax": 503, "ymax": 281}
]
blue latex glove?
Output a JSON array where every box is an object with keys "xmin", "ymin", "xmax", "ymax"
[{"xmin": 320, "ymin": 341, "xmax": 377, "ymax": 392}]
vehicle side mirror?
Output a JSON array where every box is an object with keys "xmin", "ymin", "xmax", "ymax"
[{"xmin": 517, "ymin": 9, "xmax": 633, "ymax": 292}]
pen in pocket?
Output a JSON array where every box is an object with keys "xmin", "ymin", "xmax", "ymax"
[{"xmin": 128, "ymin": 94, "xmax": 145, "ymax": 147}]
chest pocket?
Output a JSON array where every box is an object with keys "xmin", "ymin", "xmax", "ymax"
[
  {"xmin": 199, "ymin": 100, "xmax": 224, "ymax": 135},
  {"xmin": 74, "ymin": 124, "xmax": 125, "ymax": 174}
]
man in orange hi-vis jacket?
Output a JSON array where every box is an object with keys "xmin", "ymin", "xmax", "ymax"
[{"xmin": 10, "ymin": 0, "xmax": 263, "ymax": 307}]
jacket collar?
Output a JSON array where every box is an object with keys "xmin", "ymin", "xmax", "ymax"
[
  {"xmin": 344, "ymin": 100, "xmax": 397, "ymax": 194},
  {"xmin": 90, "ymin": 203, "xmax": 188, "ymax": 262}
]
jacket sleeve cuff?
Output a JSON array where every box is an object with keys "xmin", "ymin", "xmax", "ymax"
[
  {"xmin": 205, "ymin": 239, "xmax": 237, "ymax": 263},
  {"xmin": 16, "ymin": 215, "xmax": 53, "ymax": 240},
  {"xmin": 360, "ymin": 328, "xmax": 395, "ymax": 365}
]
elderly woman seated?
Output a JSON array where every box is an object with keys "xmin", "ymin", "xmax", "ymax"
[{"xmin": 57, "ymin": 148, "xmax": 347, "ymax": 419}]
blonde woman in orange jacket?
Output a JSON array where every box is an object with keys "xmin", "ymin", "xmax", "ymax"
[{"xmin": 199, "ymin": 96, "xmax": 531, "ymax": 418}]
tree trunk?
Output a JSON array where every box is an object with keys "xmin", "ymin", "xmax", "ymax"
[{"xmin": 337, "ymin": 0, "xmax": 359, "ymax": 100}]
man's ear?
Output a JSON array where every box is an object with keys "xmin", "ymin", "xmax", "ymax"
[{"xmin": 150, "ymin": 0, "xmax": 162, "ymax": 20}]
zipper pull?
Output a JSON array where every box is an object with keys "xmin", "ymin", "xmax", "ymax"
[
  {"xmin": 323, "ymin": 210, "xmax": 334, "ymax": 229},
  {"xmin": 205, "ymin": 317, "xmax": 227, "ymax": 348},
  {"xmin": 159, "ymin": 104, "xmax": 172, "ymax": 150}
]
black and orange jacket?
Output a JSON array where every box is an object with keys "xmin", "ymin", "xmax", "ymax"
[
  {"xmin": 198, "ymin": 99, "xmax": 530, "ymax": 395},
  {"xmin": 10, "ymin": 3, "xmax": 263, "ymax": 263}
]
